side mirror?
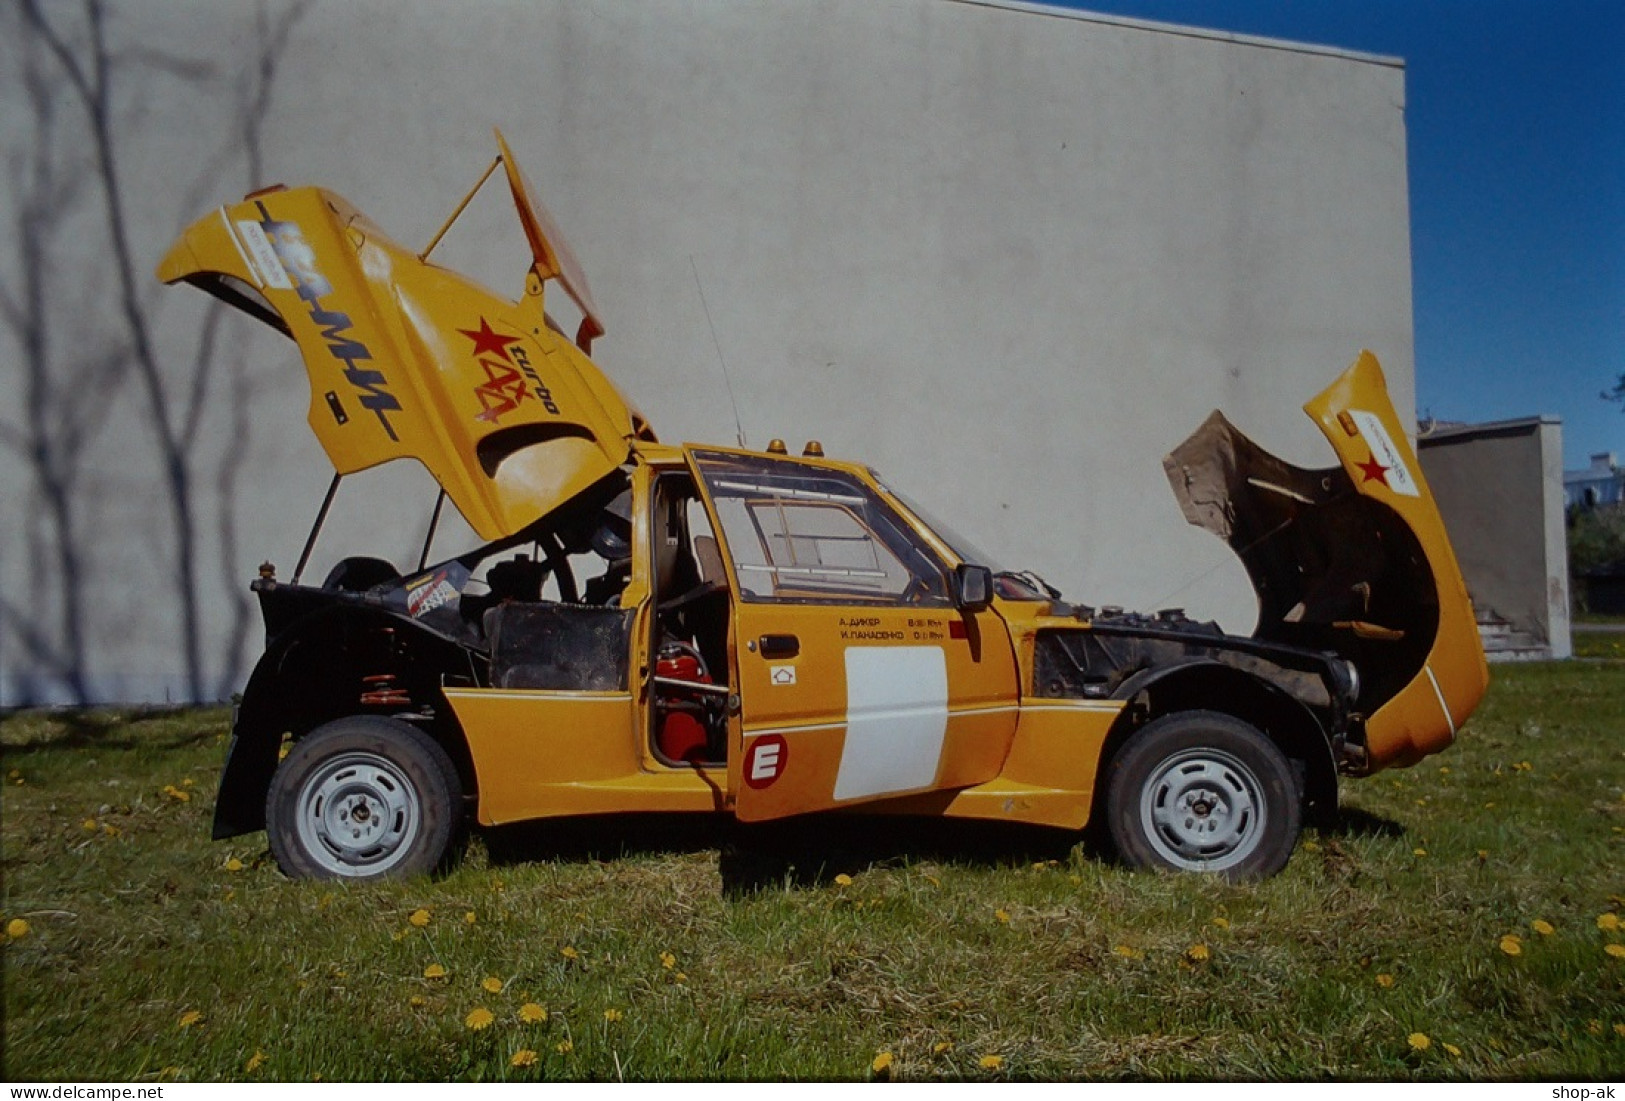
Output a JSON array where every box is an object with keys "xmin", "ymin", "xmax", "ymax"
[{"xmin": 954, "ymin": 563, "xmax": 994, "ymax": 613}]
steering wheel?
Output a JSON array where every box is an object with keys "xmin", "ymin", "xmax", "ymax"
[{"xmin": 659, "ymin": 577, "xmax": 727, "ymax": 613}]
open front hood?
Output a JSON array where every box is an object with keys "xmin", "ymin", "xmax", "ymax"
[
  {"xmin": 1165, "ymin": 352, "xmax": 1488, "ymax": 770},
  {"xmin": 156, "ymin": 131, "xmax": 651, "ymax": 542}
]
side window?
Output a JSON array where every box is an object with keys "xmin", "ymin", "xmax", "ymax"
[{"xmin": 693, "ymin": 451, "xmax": 950, "ymax": 606}]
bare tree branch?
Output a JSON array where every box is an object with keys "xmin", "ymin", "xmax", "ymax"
[
  {"xmin": 112, "ymin": 45, "xmax": 218, "ymax": 83},
  {"xmin": 5, "ymin": 0, "xmax": 311, "ymax": 703}
]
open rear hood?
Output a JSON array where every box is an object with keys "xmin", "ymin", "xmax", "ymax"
[
  {"xmin": 1165, "ymin": 352, "xmax": 1488, "ymax": 770},
  {"xmin": 156, "ymin": 130, "xmax": 651, "ymax": 542}
]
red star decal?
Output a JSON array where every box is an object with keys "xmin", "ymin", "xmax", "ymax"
[
  {"xmin": 459, "ymin": 317, "xmax": 521, "ymax": 363},
  {"xmin": 1357, "ymin": 452, "xmax": 1390, "ymax": 487}
]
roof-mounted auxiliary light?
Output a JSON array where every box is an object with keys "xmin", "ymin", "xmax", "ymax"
[
  {"xmin": 766, "ymin": 439, "xmax": 788, "ymax": 454},
  {"xmin": 802, "ymin": 440, "xmax": 824, "ymax": 457}
]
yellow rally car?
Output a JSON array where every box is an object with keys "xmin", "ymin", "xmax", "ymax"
[{"xmin": 159, "ymin": 132, "xmax": 1488, "ymax": 882}]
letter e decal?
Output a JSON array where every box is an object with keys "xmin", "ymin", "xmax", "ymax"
[{"xmin": 746, "ymin": 734, "xmax": 789, "ymax": 789}]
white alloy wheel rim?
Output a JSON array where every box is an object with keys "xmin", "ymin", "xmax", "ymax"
[
  {"xmin": 1138, "ymin": 746, "xmax": 1266, "ymax": 873},
  {"xmin": 295, "ymin": 751, "xmax": 422, "ymax": 876}
]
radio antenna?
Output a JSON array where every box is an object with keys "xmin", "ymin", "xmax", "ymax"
[{"xmin": 689, "ymin": 256, "xmax": 746, "ymax": 447}]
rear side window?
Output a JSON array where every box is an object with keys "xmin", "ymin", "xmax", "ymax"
[{"xmin": 692, "ymin": 451, "xmax": 950, "ymax": 606}]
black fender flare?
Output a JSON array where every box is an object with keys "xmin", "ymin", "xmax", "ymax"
[
  {"xmin": 1103, "ymin": 658, "xmax": 1340, "ymax": 825},
  {"xmin": 212, "ymin": 604, "xmax": 481, "ymax": 840}
]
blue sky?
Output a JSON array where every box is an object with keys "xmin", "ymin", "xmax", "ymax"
[{"xmin": 1051, "ymin": 0, "xmax": 1624, "ymax": 470}]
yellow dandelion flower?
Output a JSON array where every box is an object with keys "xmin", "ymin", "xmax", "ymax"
[
  {"xmin": 164, "ymin": 785, "xmax": 191, "ymax": 802},
  {"xmin": 464, "ymin": 911, "xmax": 477, "ymax": 925},
  {"xmin": 995, "ymin": 909, "xmax": 1011, "ymax": 925},
  {"xmin": 560, "ymin": 945, "xmax": 579, "ymax": 960},
  {"xmin": 178, "ymin": 1010, "xmax": 203, "ymax": 1029},
  {"xmin": 871, "ymin": 1052, "xmax": 894, "ymax": 1075},
  {"xmin": 225, "ymin": 857, "xmax": 244, "ymax": 872},
  {"xmin": 1212, "ymin": 916, "xmax": 1230, "ymax": 930},
  {"xmin": 924, "ymin": 874, "xmax": 942, "ymax": 887},
  {"xmin": 1186, "ymin": 944, "xmax": 1211, "ymax": 962},
  {"xmin": 6, "ymin": 918, "xmax": 31, "ymax": 939},
  {"xmin": 82, "ymin": 818, "xmax": 97, "ymax": 831},
  {"xmin": 1376, "ymin": 973, "xmax": 1395, "ymax": 989},
  {"xmin": 1407, "ymin": 1032, "xmax": 1431, "ymax": 1052},
  {"xmin": 182, "ymin": 778, "xmax": 195, "ymax": 788},
  {"xmin": 1069, "ymin": 875, "xmax": 1082, "ymax": 886},
  {"xmin": 1499, "ymin": 935, "xmax": 1523, "ymax": 956},
  {"xmin": 1615, "ymin": 1023, "xmax": 1625, "ymax": 1038},
  {"xmin": 245, "ymin": 1050, "xmax": 266, "ymax": 1073},
  {"xmin": 834, "ymin": 873, "xmax": 853, "ymax": 887},
  {"xmin": 102, "ymin": 824, "xmax": 119, "ymax": 837},
  {"xmin": 979, "ymin": 1054, "xmax": 1004, "ymax": 1070},
  {"xmin": 408, "ymin": 909, "xmax": 431, "ymax": 927},
  {"xmin": 1412, "ymin": 847, "xmax": 1427, "ymax": 857},
  {"xmin": 1605, "ymin": 944, "xmax": 1625, "ymax": 959},
  {"xmin": 604, "ymin": 1008, "xmax": 623, "ymax": 1023},
  {"xmin": 1113, "ymin": 944, "xmax": 1142, "ymax": 959},
  {"xmin": 1477, "ymin": 849, "xmax": 1489, "ymax": 862},
  {"xmin": 409, "ymin": 995, "xmax": 426, "ymax": 1008},
  {"xmin": 674, "ymin": 972, "xmax": 688, "ymax": 983},
  {"xmin": 1597, "ymin": 913, "xmax": 1621, "ymax": 932},
  {"xmin": 483, "ymin": 976, "xmax": 504, "ymax": 994},
  {"xmin": 556, "ymin": 1039, "xmax": 574, "ymax": 1055},
  {"xmin": 1586, "ymin": 1020, "xmax": 1603, "ymax": 1036},
  {"xmin": 465, "ymin": 1007, "xmax": 495, "ymax": 1031},
  {"xmin": 423, "ymin": 963, "xmax": 447, "ymax": 979},
  {"xmin": 660, "ymin": 951, "xmax": 676, "ymax": 970},
  {"xmin": 511, "ymin": 1049, "xmax": 538, "ymax": 1068},
  {"xmin": 1442, "ymin": 1042, "xmax": 1462, "ymax": 1057},
  {"xmin": 933, "ymin": 1041, "xmax": 954, "ymax": 1055},
  {"xmin": 1531, "ymin": 919, "xmax": 1554, "ymax": 936},
  {"xmin": 518, "ymin": 1002, "xmax": 548, "ymax": 1024}
]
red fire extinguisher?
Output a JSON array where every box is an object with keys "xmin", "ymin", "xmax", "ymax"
[{"xmin": 656, "ymin": 642, "xmax": 712, "ymax": 763}]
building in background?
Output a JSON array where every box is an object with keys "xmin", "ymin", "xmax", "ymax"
[
  {"xmin": 1565, "ymin": 452, "xmax": 1623, "ymax": 510},
  {"xmin": 1416, "ymin": 417, "xmax": 1571, "ymax": 660},
  {"xmin": 0, "ymin": 0, "xmax": 1419, "ymax": 703}
]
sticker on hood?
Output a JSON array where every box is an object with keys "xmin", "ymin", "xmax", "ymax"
[{"xmin": 1348, "ymin": 409, "xmax": 1419, "ymax": 497}]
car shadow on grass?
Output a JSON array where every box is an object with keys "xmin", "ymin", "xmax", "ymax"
[
  {"xmin": 480, "ymin": 813, "xmax": 1097, "ymax": 897},
  {"xmin": 1321, "ymin": 804, "xmax": 1406, "ymax": 840}
]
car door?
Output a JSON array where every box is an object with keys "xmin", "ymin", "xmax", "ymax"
[{"xmin": 688, "ymin": 447, "xmax": 1019, "ymax": 822}]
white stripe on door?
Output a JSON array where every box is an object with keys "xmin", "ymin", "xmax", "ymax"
[{"xmin": 834, "ymin": 646, "xmax": 948, "ymax": 801}]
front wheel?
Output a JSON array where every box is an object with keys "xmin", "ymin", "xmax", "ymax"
[
  {"xmin": 1104, "ymin": 710, "xmax": 1300, "ymax": 880},
  {"xmin": 266, "ymin": 716, "xmax": 463, "ymax": 881}
]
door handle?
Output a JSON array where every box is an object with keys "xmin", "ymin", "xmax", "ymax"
[{"xmin": 758, "ymin": 634, "xmax": 800, "ymax": 659}]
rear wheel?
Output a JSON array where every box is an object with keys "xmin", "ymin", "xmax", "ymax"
[
  {"xmin": 266, "ymin": 716, "xmax": 462, "ymax": 881},
  {"xmin": 1104, "ymin": 710, "xmax": 1300, "ymax": 880}
]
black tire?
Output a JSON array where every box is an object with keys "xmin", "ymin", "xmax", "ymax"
[
  {"xmin": 1104, "ymin": 710, "xmax": 1300, "ymax": 881},
  {"xmin": 266, "ymin": 715, "xmax": 462, "ymax": 882}
]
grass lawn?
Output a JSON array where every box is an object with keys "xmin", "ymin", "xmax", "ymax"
[
  {"xmin": 4, "ymin": 661, "xmax": 1624, "ymax": 1081},
  {"xmin": 1574, "ymin": 628, "xmax": 1625, "ymax": 660}
]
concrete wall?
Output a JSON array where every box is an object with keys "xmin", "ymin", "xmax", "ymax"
[
  {"xmin": 0, "ymin": 0, "xmax": 1417, "ymax": 704},
  {"xmin": 1417, "ymin": 419, "xmax": 1572, "ymax": 660}
]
